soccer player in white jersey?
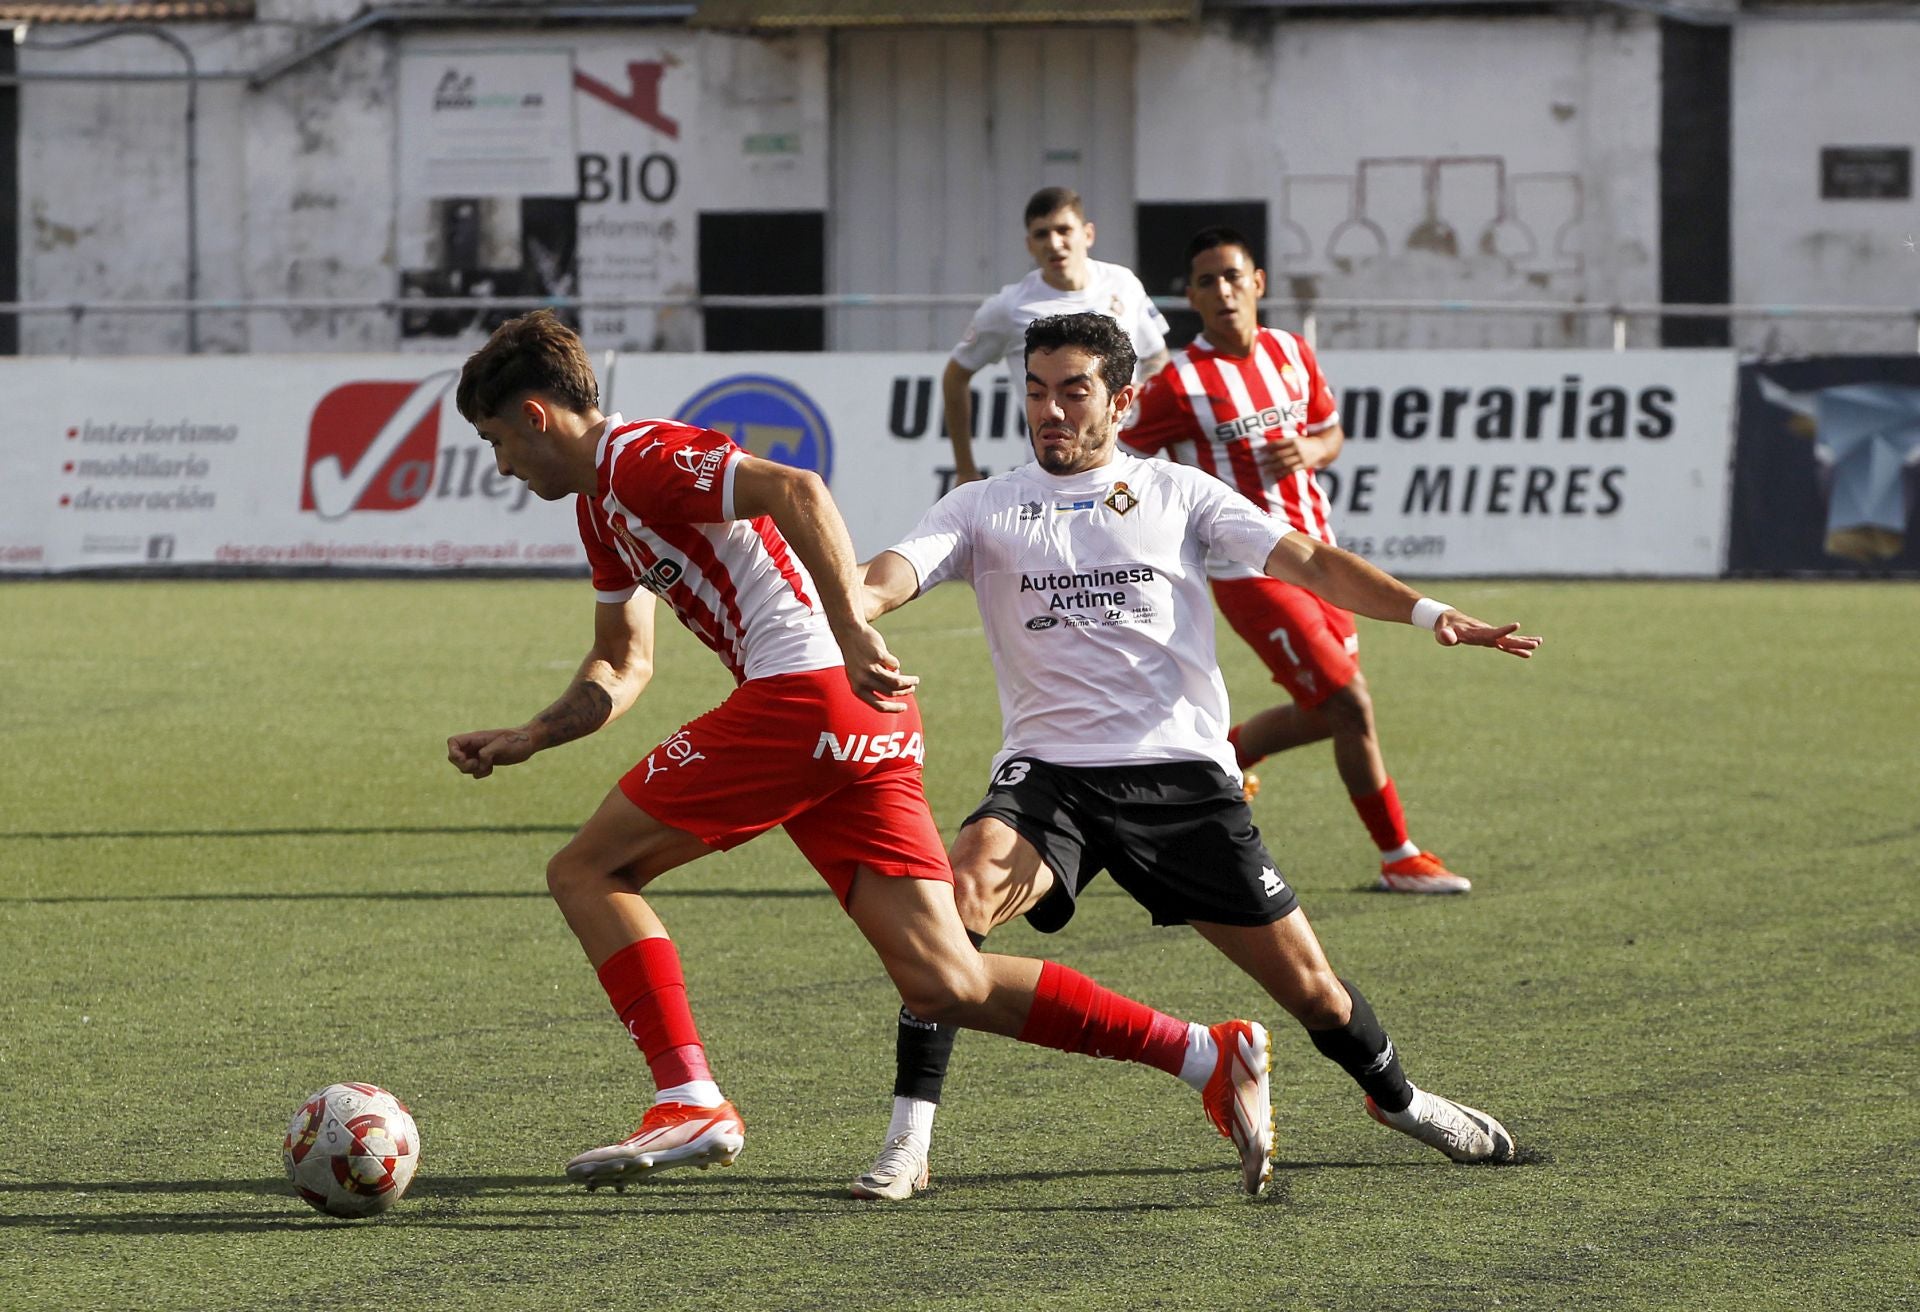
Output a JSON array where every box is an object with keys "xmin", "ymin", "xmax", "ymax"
[
  {"xmin": 943, "ymin": 186, "xmax": 1171, "ymax": 485},
  {"xmin": 1124, "ymin": 226, "xmax": 1466, "ymax": 894},
  {"xmin": 848, "ymin": 311, "xmax": 1537, "ymax": 1200},
  {"xmin": 444, "ymin": 310, "xmax": 1275, "ymax": 1195}
]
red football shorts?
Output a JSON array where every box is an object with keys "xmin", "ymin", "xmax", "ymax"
[
  {"xmin": 617, "ymin": 666, "xmax": 952, "ymax": 907},
  {"xmin": 1211, "ymin": 575, "xmax": 1360, "ymax": 710}
]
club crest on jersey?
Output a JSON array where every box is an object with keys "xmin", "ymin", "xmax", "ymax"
[
  {"xmin": 813, "ymin": 729, "xmax": 927, "ymax": 765},
  {"xmin": 1104, "ymin": 481, "xmax": 1138, "ymax": 516},
  {"xmin": 672, "ymin": 444, "xmax": 728, "ymax": 492}
]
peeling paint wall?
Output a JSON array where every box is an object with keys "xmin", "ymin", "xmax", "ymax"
[
  {"xmin": 1733, "ymin": 19, "xmax": 1920, "ymax": 355},
  {"xmin": 239, "ymin": 26, "xmax": 400, "ymax": 353},
  {"xmin": 1137, "ymin": 13, "xmax": 1662, "ymax": 350},
  {"xmin": 20, "ymin": 26, "xmax": 249, "ymax": 354},
  {"xmin": 14, "ymin": 11, "xmax": 1915, "ymax": 357},
  {"xmin": 16, "ymin": 20, "xmax": 824, "ymax": 356}
]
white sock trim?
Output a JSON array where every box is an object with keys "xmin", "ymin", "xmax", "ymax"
[
  {"xmin": 1178, "ymin": 1022, "xmax": 1217, "ymax": 1091},
  {"xmin": 655, "ymin": 1079, "xmax": 724, "ymax": 1109},
  {"xmin": 1377, "ymin": 1084, "xmax": 1429, "ymax": 1128},
  {"xmin": 1381, "ymin": 840, "xmax": 1421, "ymax": 863}
]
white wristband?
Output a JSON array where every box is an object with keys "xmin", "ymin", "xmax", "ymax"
[{"xmin": 1410, "ymin": 598, "xmax": 1452, "ymax": 631}]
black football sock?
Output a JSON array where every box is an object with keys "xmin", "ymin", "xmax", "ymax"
[
  {"xmin": 891, "ymin": 929, "xmax": 986, "ymax": 1103},
  {"xmin": 1306, "ymin": 978, "xmax": 1414, "ymax": 1113}
]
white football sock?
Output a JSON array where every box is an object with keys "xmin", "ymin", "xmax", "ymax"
[
  {"xmin": 887, "ymin": 1096, "xmax": 938, "ymax": 1151},
  {"xmin": 654, "ymin": 1079, "xmax": 724, "ymax": 1109},
  {"xmin": 1375, "ymin": 1084, "xmax": 1430, "ymax": 1128},
  {"xmin": 1177, "ymin": 1022, "xmax": 1217, "ymax": 1091},
  {"xmin": 1381, "ymin": 840, "xmax": 1421, "ymax": 863}
]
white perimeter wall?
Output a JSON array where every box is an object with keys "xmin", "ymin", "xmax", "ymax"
[
  {"xmin": 14, "ymin": 11, "xmax": 1919, "ymax": 357},
  {"xmin": 1732, "ymin": 17, "xmax": 1920, "ymax": 355},
  {"xmin": 1137, "ymin": 13, "xmax": 1663, "ymax": 351},
  {"xmin": 18, "ymin": 22, "xmax": 826, "ymax": 356}
]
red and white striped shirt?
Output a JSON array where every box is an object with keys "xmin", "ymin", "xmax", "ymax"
[
  {"xmin": 577, "ymin": 414, "xmax": 843, "ymax": 684},
  {"xmin": 1122, "ymin": 327, "xmax": 1340, "ymax": 578}
]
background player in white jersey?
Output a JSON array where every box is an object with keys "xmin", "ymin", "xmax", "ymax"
[
  {"xmin": 849, "ymin": 311, "xmax": 1538, "ymax": 1200},
  {"xmin": 1125, "ymin": 226, "xmax": 1467, "ymax": 894},
  {"xmin": 444, "ymin": 310, "xmax": 1275, "ymax": 1196},
  {"xmin": 943, "ymin": 186, "xmax": 1171, "ymax": 484}
]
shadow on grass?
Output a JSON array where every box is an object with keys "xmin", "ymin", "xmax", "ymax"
[
  {"xmin": 1, "ymin": 889, "xmax": 827, "ymax": 904},
  {"xmin": 0, "ymin": 1161, "xmax": 1369, "ymax": 1231},
  {"xmin": 0, "ymin": 824, "xmax": 579, "ymax": 842},
  {"xmin": 0, "ymin": 1176, "xmax": 586, "ymax": 1236}
]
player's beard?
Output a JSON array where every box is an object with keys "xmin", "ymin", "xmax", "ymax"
[{"xmin": 1033, "ymin": 420, "xmax": 1116, "ymax": 476}]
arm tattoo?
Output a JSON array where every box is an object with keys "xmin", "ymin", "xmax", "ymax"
[{"xmin": 534, "ymin": 680, "xmax": 616, "ymax": 748}]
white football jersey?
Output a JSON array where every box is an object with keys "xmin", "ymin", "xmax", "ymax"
[
  {"xmin": 950, "ymin": 260, "xmax": 1170, "ymax": 396},
  {"xmin": 885, "ymin": 450, "xmax": 1287, "ymax": 776}
]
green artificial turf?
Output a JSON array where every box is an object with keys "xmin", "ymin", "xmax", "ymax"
[{"xmin": 1, "ymin": 578, "xmax": 1915, "ymax": 1311}]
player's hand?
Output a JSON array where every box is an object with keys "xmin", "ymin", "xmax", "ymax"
[
  {"xmin": 835, "ymin": 622, "xmax": 919, "ymax": 713},
  {"xmin": 1433, "ymin": 612, "xmax": 1543, "ymax": 659},
  {"xmin": 447, "ymin": 727, "xmax": 538, "ymax": 778},
  {"xmin": 1254, "ymin": 439, "xmax": 1310, "ymax": 478}
]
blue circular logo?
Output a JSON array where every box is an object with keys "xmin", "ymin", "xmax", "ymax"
[{"xmin": 677, "ymin": 375, "xmax": 833, "ymax": 484}]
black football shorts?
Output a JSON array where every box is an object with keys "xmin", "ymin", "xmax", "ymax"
[{"xmin": 962, "ymin": 755, "xmax": 1300, "ymax": 933}]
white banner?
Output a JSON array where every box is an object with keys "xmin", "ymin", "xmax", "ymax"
[
  {"xmin": 1309, "ymin": 350, "xmax": 1738, "ymax": 576},
  {"xmin": 398, "ymin": 50, "xmax": 579, "ymax": 199},
  {"xmin": 1, "ymin": 349, "xmax": 1735, "ymax": 577},
  {"xmin": 608, "ymin": 348, "xmax": 1739, "ymax": 575},
  {"xmin": 1, "ymin": 357, "xmax": 584, "ymax": 574}
]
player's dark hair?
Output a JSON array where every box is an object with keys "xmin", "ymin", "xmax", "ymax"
[
  {"xmin": 1025, "ymin": 312, "xmax": 1136, "ymax": 396},
  {"xmin": 1024, "ymin": 186, "xmax": 1085, "ymax": 226},
  {"xmin": 455, "ymin": 308, "xmax": 600, "ymax": 422},
  {"xmin": 1185, "ymin": 225, "xmax": 1258, "ymax": 274}
]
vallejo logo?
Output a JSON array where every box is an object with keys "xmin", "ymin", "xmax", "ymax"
[
  {"xmin": 304, "ymin": 372, "xmax": 456, "ymax": 521},
  {"xmin": 677, "ymin": 375, "xmax": 833, "ymax": 483}
]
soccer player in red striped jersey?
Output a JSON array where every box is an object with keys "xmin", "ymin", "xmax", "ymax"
[
  {"xmin": 444, "ymin": 310, "xmax": 1276, "ymax": 1194},
  {"xmin": 1123, "ymin": 228, "xmax": 1468, "ymax": 894}
]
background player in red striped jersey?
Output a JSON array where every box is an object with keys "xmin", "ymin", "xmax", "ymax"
[
  {"xmin": 944, "ymin": 186, "xmax": 1171, "ymax": 485},
  {"xmin": 444, "ymin": 310, "xmax": 1276, "ymax": 1195},
  {"xmin": 1124, "ymin": 227, "xmax": 1468, "ymax": 894}
]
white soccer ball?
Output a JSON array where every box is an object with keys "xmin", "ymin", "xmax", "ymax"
[{"xmin": 283, "ymin": 1082, "xmax": 420, "ymax": 1218}]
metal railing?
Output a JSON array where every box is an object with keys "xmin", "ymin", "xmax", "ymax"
[{"xmin": 3, "ymin": 292, "xmax": 1918, "ymax": 354}]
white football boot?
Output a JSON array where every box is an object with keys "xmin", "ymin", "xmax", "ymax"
[
  {"xmin": 849, "ymin": 1133, "xmax": 931, "ymax": 1201},
  {"xmin": 566, "ymin": 1101, "xmax": 745, "ymax": 1189},
  {"xmin": 1366, "ymin": 1088, "xmax": 1515, "ymax": 1163},
  {"xmin": 1202, "ymin": 1019, "xmax": 1275, "ymax": 1196}
]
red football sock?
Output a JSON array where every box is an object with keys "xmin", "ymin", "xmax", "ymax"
[
  {"xmin": 1017, "ymin": 960, "xmax": 1189, "ymax": 1076},
  {"xmin": 1226, "ymin": 723, "xmax": 1261, "ymax": 770},
  {"xmin": 1351, "ymin": 779, "xmax": 1409, "ymax": 852},
  {"xmin": 596, "ymin": 936, "xmax": 713, "ymax": 1091}
]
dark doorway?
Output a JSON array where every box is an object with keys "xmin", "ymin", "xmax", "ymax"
[{"xmin": 698, "ymin": 210, "xmax": 826, "ymax": 351}]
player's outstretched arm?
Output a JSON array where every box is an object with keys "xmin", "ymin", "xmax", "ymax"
[
  {"xmin": 858, "ymin": 549, "xmax": 923, "ymax": 623},
  {"xmin": 447, "ymin": 594, "xmax": 658, "ymax": 779},
  {"xmin": 733, "ymin": 458, "xmax": 919, "ymax": 713},
  {"xmin": 1264, "ymin": 532, "xmax": 1542, "ymax": 658},
  {"xmin": 942, "ymin": 359, "xmax": 985, "ymax": 484}
]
